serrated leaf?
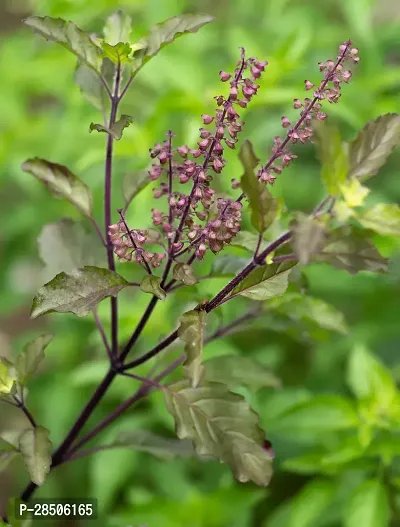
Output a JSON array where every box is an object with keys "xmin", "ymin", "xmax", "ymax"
[
  {"xmin": 178, "ymin": 310, "xmax": 206, "ymax": 387},
  {"xmin": 21, "ymin": 158, "xmax": 93, "ymax": 218},
  {"xmin": 291, "ymin": 213, "xmax": 328, "ymax": 265},
  {"xmin": 211, "ymin": 255, "xmax": 250, "ymax": 277},
  {"xmin": 122, "ymin": 171, "xmax": 151, "ymax": 207},
  {"xmin": 316, "ymin": 226, "xmax": 388, "ymax": 274},
  {"xmin": 38, "ymin": 220, "xmax": 105, "ymax": 282},
  {"xmin": 314, "ymin": 121, "xmax": 349, "ymax": 195},
  {"xmin": 358, "ymin": 203, "xmax": 400, "ymax": 236},
  {"xmin": 16, "ymin": 335, "xmax": 53, "ymax": 385},
  {"xmin": 289, "ymin": 479, "xmax": 336, "ymax": 527},
  {"xmin": 89, "ymin": 114, "xmax": 133, "ymax": 140},
  {"xmin": 19, "ymin": 426, "xmax": 52, "ymax": 486},
  {"xmin": 24, "ymin": 16, "xmax": 102, "ymax": 72},
  {"xmin": 344, "ymin": 479, "xmax": 389, "ymax": 527},
  {"xmin": 240, "ymin": 140, "xmax": 279, "ymax": 233},
  {"xmin": 349, "ymin": 113, "xmax": 400, "ymax": 181},
  {"xmin": 230, "ymin": 260, "xmax": 296, "ymax": 301},
  {"xmin": 163, "ymin": 380, "xmax": 273, "ymax": 486},
  {"xmin": 104, "ymin": 10, "xmax": 132, "ymax": 45},
  {"xmin": 0, "ymin": 436, "xmax": 19, "ymax": 472},
  {"xmin": 111, "ymin": 430, "xmax": 195, "ymax": 460},
  {"xmin": 101, "ymin": 42, "xmax": 132, "ymax": 64},
  {"xmin": 268, "ymin": 293, "xmax": 348, "ymax": 334},
  {"xmin": 272, "ymin": 395, "xmax": 359, "ymax": 435},
  {"xmin": 339, "ymin": 178, "xmax": 370, "ymax": 208},
  {"xmin": 131, "ymin": 14, "xmax": 213, "ymax": 74},
  {"xmin": 140, "ymin": 275, "xmax": 166, "ymax": 301},
  {"xmin": 204, "ymin": 355, "xmax": 281, "ymax": 391},
  {"xmin": 31, "ymin": 266, "xmax": 128, "ymax": 318},
  {"xmin": 0, "ymin": 358, "xmax": 16, "ymax": 395},
  {"xmin": 172, "ymin": 263, "xmax": 199, "ymax": 286}
]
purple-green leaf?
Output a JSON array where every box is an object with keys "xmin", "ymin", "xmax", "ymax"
[
  {"xmin": 178, "ymin": 310, "xmax": 206, "ymax": 387},
  {"xmin": 21, "ymin": 158, "xmax": 93, "ymax": 218},
  {"xmin": 89, "ymin": 114, "xmax": 133, "ymax": 140},
  {"xmin": 348, "ymin": 113, "xmax": 400, "ymax": 181},
  {"xmin": 31, "ymin": 266, "xmax": 129, "ymax": 318},
  {"xmin": 19, "ymin": 426, "xmax": 52, "ymax": 486},
  {"xmin": 24, "ymin": 16, "xmax": 102, "ymax": 72},
  {"xmin": 163, "ymin": 380, "xmax": 273, "ymax": 486}
]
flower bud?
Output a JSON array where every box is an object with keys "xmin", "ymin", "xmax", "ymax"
[
  {"xmin": 202, "ymin": 114, "xmax": 214, "ymax": 125},
  {"xmin": 219, "ymin": 71, "xmax": 231, "ymax": 82}
]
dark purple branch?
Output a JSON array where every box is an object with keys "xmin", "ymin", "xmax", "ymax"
[{"xmin": 105, "ymin": 62, "xmax": 122, "ymax": 359}]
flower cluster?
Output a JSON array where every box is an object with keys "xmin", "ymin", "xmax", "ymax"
[
  {"xmin": 109, "ymin": 41, "xmax": 357, "ymax": 268},
  {"xmin": 110, "ymin": 49, "xmax": 267, "ymax": 263},
  {"xmin": 256, "ymin": 40, "xmax": 359, "ymax": 184},
  {"xmin": 108, "ymin": 212, "xmax": 166, "ymax": 270}
]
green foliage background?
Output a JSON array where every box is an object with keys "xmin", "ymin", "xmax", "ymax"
[{"xmin": 1, "ymin": 0, "xmax": 400, "ymax": 525}]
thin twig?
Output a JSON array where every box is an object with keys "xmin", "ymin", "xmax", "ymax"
[
  {"xmin": 12, "ymin": 396, "xmax": 37, "ymax": 428},
  {"xmin": 89, "ymin": 217, "xmax": 107, "ymax": 246},
  {"xmin": 92, "ymin": 308, "xmax": 112, "ymax": 361}
]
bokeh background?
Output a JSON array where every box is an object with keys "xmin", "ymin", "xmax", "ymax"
[{"xmin": 1, "ymin": 0, "xmax": 400, "ymax": 525}]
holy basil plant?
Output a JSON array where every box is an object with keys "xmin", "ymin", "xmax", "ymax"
[{"xmin": 1, "ymin": 9, "xmax": 399, "ymax": 527}]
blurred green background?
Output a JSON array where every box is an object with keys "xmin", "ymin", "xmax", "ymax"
[{"xmin": 1, "ymin": 0, "xmax": 400, "ymax": 525}]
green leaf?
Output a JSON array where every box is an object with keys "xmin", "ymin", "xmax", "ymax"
[
  {"xmin": 291, "ymin": 213, "xmax": 328, "ymax": 265},
  {"xmin": 268, "ymin": 293, "xmax": 348, "ymax": 334},
  {"xmin": 31, "ymin": 266, "xmax": 128, "ymax": 318},
  {"xmin": 131, "ymin": 14, "xmax": 213, "ymax": 74},
  {"xmin": 344, "ymin": 479, "xmax": 389, "ymax": 527},
  {"xmin": 349, "ymin": 113, "xmax": 400, "ymax": 181},
  {"xmin": 347, "ymin": 344, "xmax": 397, "ymax": 410},
  {"xmin": 272, "ymin": 395, "xmax": 359, "ymax": 435},
  {"xmin": 38, "ymin": 220, "xmax": 105, "ymax": 281},
  {"xmin": 24, "ymin": 16, "xmax": 102, "ymax": 72},
  {"xmin": 0, "ymin": 358, "xmax": 16, "ymax": 395},
  {"xmin": 7, "ymin": 498, "xmax": 32, "ymax": 527},
  {"xmin": 231, "ymin": 231, "xmax": 266, "ymax": 253},
  {"xmin": 122, "ymin": 171, "xmax": 151, "ymax": 207},
  {"xmin": 19, "ymin": 426, "xmax": 52, "ymax": 486},
  {"xmin": 21, "ymin": 158, "xmax": 93, "ymax": 218},
  {"xmin": 230, "ymin": 260, "xmax": 296, "ymax": 301},
  {"xmin": 316, "ymin": 226, "xmax": 388, "ymax": 274},
  {"xmin": 109, "ymin": 430, "xmax": 195, "ymax": 460},
  {"xmin": 283, "ymin": 452, "xmax": 325, "ymax": 475},
  {"xmin": 140, "ymin": 275, "xmax": 166, "ymax": 301},
  {"xmin": 16, "ymin": 335, "xmax": 53, "ymax": 385},
  {"xmin": 211, "ymin": 255, "xmax": 250, "ymax": 277},
  {"xmin": 172, "ymin": 263, "xmax": 199, "ymax": 286},
  {"xmin": 358, "ymin": 203, "xmax": 400, "ymax": 236},
  {"xmin": 314, "ymin": 121, "xmax": 349, "ymax": 195},
  {"xmin": 178, "ymin": 310, "xmax": 206, "ymax": 387},
  {"xmin": 204, "ymin": 355, "xmax": 281, "ymax": 391},
  {"xmin": 339, "ymin": 177, "xmax": 370, "ymax": 207},
  {"xmin": 89, "ymin": 114, "xmax": 133, "ymax": 140},
  {"xmin": 101, "ymin": 42, "xmax": 132, "ymax": 64},
  {"xmin": 74, "ymin": 63, "xmax": 108, "ymax": 111},
  {"xmin": 289, "ymin": 479, "xmax": 336, "ymax": 527},
  {"xmin": 103, "ymin": 11, "xmax": 132, "ymax": 45},
  {"xmin": 163, "ymin": 380, "xmax": 273, "ymax": 486},
  {"xmin": 239, "ymin": 140, "xmax": 279, "ymax": 233},
  {"xmin": 0, "ymin": 436, "xmax": 19, "ymax": 472}
]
